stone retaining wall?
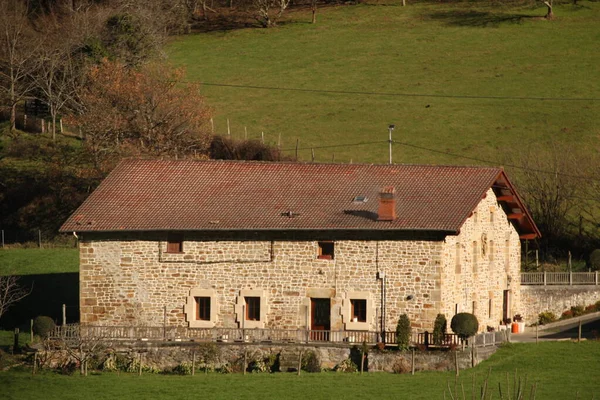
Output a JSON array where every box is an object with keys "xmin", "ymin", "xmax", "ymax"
[
  {"xmin": 521, "ymin": 286, "xmax": 600, "ymax": 323},
  {"xmin": 58, "ymin": 341, "xmax": 498, "ymax": 373}
]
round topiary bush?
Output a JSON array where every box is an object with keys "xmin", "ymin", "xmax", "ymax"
[
  {"xmin": 32, "ymin": 316, "xmax": 56, "ymax": 338},
  {"xmin": 450, "ymin": 313, "xmax": 479, "ymax": 340},
  {"xmin": 396, "ymin": 313, "xmax": 411, "ymax": 351}
]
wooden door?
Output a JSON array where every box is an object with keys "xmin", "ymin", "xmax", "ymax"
[
  {"xmin": 502, "ymin": 290, "xmax": 511, "ymax": 323},
  {"xmin": 310, "ymin": 298, "xmax": 331, "ymax": 341}
]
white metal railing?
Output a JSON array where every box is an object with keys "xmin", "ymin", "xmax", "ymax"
[{"xmin": 521, "ymin": 271, "xmax": 599, "ymax": 286}]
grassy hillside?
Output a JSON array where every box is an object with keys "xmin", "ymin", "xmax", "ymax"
[
  {"xmin": 168, "ymin": 1, "xmax": 600, "ymax": 165},
  {"xmin": 1, "ymin": 342, "xmax": 600, "ymax": 399},
  {"xmin": 0, "ymin": 249, "xmax": 79, "ymax": 276}
]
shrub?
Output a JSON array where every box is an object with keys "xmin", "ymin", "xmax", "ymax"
[
  {"xmin": 561, "ymin": 310, "xmax": 573, "ymax": 319},
  {"xmin": 392, "ymin": 358, "xmax": 411, "ymax": 374},
  {"xmin": 570, "ymin": 305, "xmax": 585, "ymax": 317},
  {"xmin": 248, "ymin": 358, "xmax": 269, "ymax": 373},
  {"xmin": 433, "ymin": 314, "xmax": 447, "ymax": 346},
  {"xmin": 301, "ymin": 351, "xmax": 321, "ymax": 373},
  {"xmin": 396, "ymin": 314, "xmax": 411, "ymax": 351},
  {"xmin": 172, "ymin": 361, "xmax": 193, "ymax": 375},
  {"xmin": 585, "ymin": 304, "xmax": 597, "ymax": 313},
  {"xmin": 596, "ymin": 300, "xmax": 600, "ymax": 310},
  {"xmin": 450, "ymin": 313, "xmax": 479, "ymax": 340},
  {"xmin": 334, "ymin": 358, "xmax": 357, "ymax": 373},
  {"xmin": 538, "ymin": 311, "xmax": 557, "ymax": 325},
  {"xmin": 588, "ymin": 249, "xmax": 600, "ymax": 271},
  {"xmin": 32, "ymin": 316, "xmax": 56, "ymax": 339}
]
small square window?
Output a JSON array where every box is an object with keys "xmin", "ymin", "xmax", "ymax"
[
  {"xmin": 318, "ymin": 241, "xmax": 334, "ymax": 260},
  {"xmin": 167, "ymin": 233, "xmax": 184, "ymax": 253},
  {"xmin": 245, "ymin": 297, "xmax": 261, "ymax": 321},
  {"xmin": 350, "ymin": 299, "xmax": 367, "ymax": 323},
  {"xmin": 195, "ymin": 297, "xmax": 211, "ymax": 321}
]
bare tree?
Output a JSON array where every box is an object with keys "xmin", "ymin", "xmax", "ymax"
[
  {"xmin": 543, "ymin": 0, "xmax": 554, "ymax": 19},
  {"xmin": 249, "ymin": 0, "xmax": 292, "ymax": 27},
  {"xmin": 0, "ymin": 276, "xmax": 31, "ymax": 320},
  {"xmin": 505, "ymin": 142, "xmax": 587, "ymax": 254},
  {"xmin": 0, "ymin": 0, "xmax": 41, "ymax": 132},
  {"xmin": 32, "ymin": 13, "xmax": 88, "ymax": 140}
]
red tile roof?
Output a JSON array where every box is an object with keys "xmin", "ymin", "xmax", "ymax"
[{"xmin": 60, "ymin": 160, "xmax": 539, "ymax": 237}]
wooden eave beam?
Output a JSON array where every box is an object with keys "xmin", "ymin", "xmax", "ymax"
[
  {"xmin": 519, "ymin": 233, "xmax": 537, "ymax": 240},
  {"xmin": 497, "ymin": 195, "xmax": 515, "ymax": 202},
  {"xmin": 507, "ymin": 213, "xmax": 524, "ymax": 220}
]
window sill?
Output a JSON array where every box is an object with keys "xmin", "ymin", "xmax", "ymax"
[
  {"xmin": 317, "ymin": 255, "xmax": 334, "ymax": 260},
  {"xmin": 345, "ymin": 321, "xmax": 370, "ymax": 331},
  {"xmin": 165, "ymin": 251, "xmax": 185, "ymax": 254}
]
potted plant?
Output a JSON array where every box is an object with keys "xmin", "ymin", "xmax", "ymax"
[{"xmin": 513, "ymin": 314, "xmax": 525, "ymax": 333}]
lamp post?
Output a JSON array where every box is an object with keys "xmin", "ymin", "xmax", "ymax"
[{"xmin": 388, "ymin": 124, "xmax": 395, "ymax": 164}]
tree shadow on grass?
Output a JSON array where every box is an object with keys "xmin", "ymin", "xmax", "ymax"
[{"xmin": 424, "ymin": 9, "xmax": 539, "ymax": 27}]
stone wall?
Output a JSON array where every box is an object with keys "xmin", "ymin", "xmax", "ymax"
[
  {"xmin": 440, "ymin": 189, "xmax": 522, "ymax": 330},
  {"xmin": 79, "ymin": 233, "xmax": 445, "ymax": 332},
  {"xmin": 56, "ymin": 341, "xmax": 496, "ymax": 372},
  {"xmin": 78, "ymin": 189, "xmax": 523, "ymax": 334},
  {"xmin": 521, "ymin": 286, "xmax": 600, "ymax": 323}
]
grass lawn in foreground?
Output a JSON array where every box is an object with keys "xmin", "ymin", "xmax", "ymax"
[
  {"xmin": 0, "ymin": 248, "xmax": 79, "ymax": 276},
  {"xmin": 169, "ymin": 1, "xmax": 600, "ymax": 165},
  {"xmin": 1, "ymin": 342, "xmax": 599, "ymax": 399}
]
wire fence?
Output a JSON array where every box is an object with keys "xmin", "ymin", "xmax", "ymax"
[{"xmin": 0, "ymin": 230, "xmax": 77, "ymax": 249}]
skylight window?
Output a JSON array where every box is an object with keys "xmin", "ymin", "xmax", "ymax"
[{"xmin": 352, "ymin": 196, "xmax": 368, "ymax": 204}]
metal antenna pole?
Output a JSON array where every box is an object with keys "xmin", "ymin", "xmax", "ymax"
[{"xmin": 388, "ymin": 124, "xmax": 395, "ymax": 164}]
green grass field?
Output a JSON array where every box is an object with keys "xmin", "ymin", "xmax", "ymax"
[
  {"xmin": 0, "ymin": 249, "xmax": 79, "ymax": 276},
  {"xmin": 1, "ymin": 342, "xmax": 599, "ymax": 399},
  {"xmin": 168, "ymin": 1, "xmax": 600, "ymax": 165}
]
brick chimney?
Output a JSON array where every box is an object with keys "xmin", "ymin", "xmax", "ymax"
[{"xmin": 377, "ymin": 186, "xmax": 396, "ymax": 221}]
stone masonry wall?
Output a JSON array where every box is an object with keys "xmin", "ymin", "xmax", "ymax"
[
  {"xmin": 521, "ymin": 286, "xmax": 600, "ymax": 324},
  {"xmin": 440, "ymin": 189, "xmax": 522, "ymax": 331},
  {"xmin": 79, "ymin": 233, "xmax": 444, "ymax": 333},
  {"xmin": 79, "ymin": 190, "xmax": 522, "ymax": 334}
]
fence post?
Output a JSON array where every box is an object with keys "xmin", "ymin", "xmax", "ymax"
[
  {"xmin": 38, "ymin": 229, "xmax": 42, "ymax": 249},
  {"xmin": 1, "ymin": 230, "xmax": 4, "ymax": 248},
  {"xmin": 543, "ymin": 271, "xmax": 547, "ymax": 286},
  {"xmin": 62, "ymin": 304, "xmax": 66, "ymax": 326},
  {"xmin": 569, "ymin": 271, "xmax": 573, "ymax": 286},
  {"xmin": 596, "ymin": 271, "xmax": 598, "ymax": 286}
]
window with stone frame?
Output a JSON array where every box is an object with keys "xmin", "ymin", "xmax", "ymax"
[
  {"xmin": 342, "ymin": 292, "xmax": 373, "ymax": 330},
  {"xmin": 245, "ymin": 296, "xmax": 261, "ymax": 321},
  {"xmin": 185, "ymin": 289, "xmax": 217, "ymax": 328},
  {"xmin": 472, "ymin": 241, "xmax": 478, "ymax": 272},
  {"xmin": 455, "ymin": 242, "xmax": 461, "ymax": 274},
  {"xmin": 235, "ymin": 289, "xmax": 267, "ymax": 329},
  {"xmin": 195, "ymin": 297, "xmax": 211, "ymax": 321},
  {"xmin": 489, "ymin": 240, "xmax": 495, "ymax": 262},
  {"xmin": 350, "ymin": 299, "xmax": 367, "ymax": 323},
  {"xmin": 504, "ymin": 239, "xmax": 510, "ymax": 272},
  {"xmin": 167, "ymin": 233, "xmax": 184, "ymax": 253},
  {"xmin": 318, "ymin": 241, "xmax": 335, "ymax": 260}
]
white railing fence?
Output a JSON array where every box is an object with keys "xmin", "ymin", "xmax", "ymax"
[{"xmin": 521, "ymin": 271, "xmax": 599, "ymax": 286}]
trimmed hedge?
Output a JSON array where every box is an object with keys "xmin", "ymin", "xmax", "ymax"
[{"xmin": 450, "ymin": 313, "xmax": 478, "ymax": 340}]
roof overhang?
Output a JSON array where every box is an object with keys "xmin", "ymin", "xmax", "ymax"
[{"xmin": 492, "ymin": 170, "xmax": 541, "ymax": 240}]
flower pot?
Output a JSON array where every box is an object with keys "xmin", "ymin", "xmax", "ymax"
[{"xmin": 511, "ymin": 322, "xmax": 519, "ymax": 334}]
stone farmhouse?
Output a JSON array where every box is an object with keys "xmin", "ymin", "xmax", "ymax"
[{"xmin": 60, "ymin": 160, "xmax": 540, "ymax": 339}]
